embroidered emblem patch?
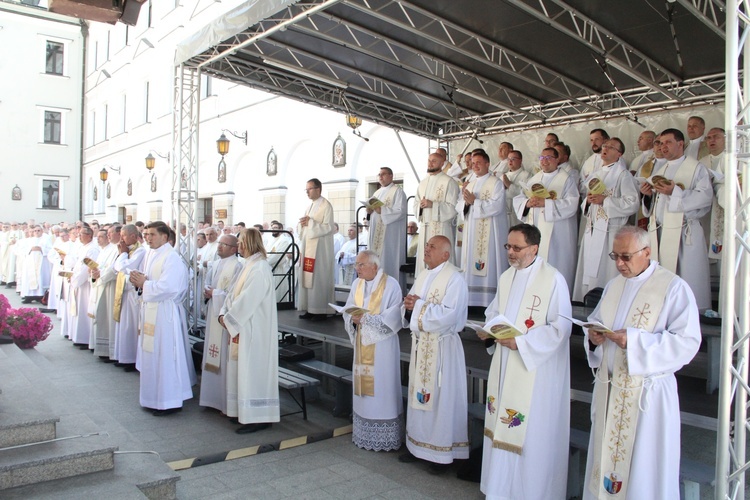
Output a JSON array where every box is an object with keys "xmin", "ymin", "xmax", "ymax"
[
  {"xmin": 486, "ymin": 395, "xmax": 496, "ymax": 414},
  {"xmin": 712, "ymin": 240, "xmax": 722, "ymax": 254},
  {"xmin": 475, "ymin": 260, "xmax": 485, "ymax": 271},
  {"xmin": 603, "ymin": 471, "xmax": 623, "ymax": 494},
  {"xmin": 416, "ymin": 388, "xmax": 431, "ymax": 404},
  {"xmin": 500, "ymin": 408, "xmax": 525, "ymax": 428}
]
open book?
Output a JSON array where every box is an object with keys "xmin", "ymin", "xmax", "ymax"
[
  {"xmin": 328, "ymin": 303, "xmax": 370, "ymax": 316},
  {"xmin": 559, "ymin": 314, "xmax": 615, "ymax": 335},
  {"xmin": 466, "ymin": 314, "xmax": 523, "ymax": 340},
  {"xmin": 360, "ymin": 197, "xmax": 384, "ymax": 209}
]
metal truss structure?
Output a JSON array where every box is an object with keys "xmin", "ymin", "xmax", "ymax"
[
  {"xmin": 716, "ymin": 2, "xmax": 750, "ymax": 498},
  {"xmin": 173, "ymin": 64, "xmax": 201, "ymax": 330}
]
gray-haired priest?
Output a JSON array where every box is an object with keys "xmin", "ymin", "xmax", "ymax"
[
  {"xmin": 342, "ymin": 250, "xmax": 404, "ymax": 451},
  {"xmin": 399, "ymin": 235, "xmax": 469, "ymax": 474},
  {"xmin": 583, "ymin": 226, "xmax": 700, "ymax": 499},
  {"xmin": 478, "ymin": 223, "xmax": 572, "ymax": 499}
]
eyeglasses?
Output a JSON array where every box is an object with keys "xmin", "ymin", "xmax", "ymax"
[
  {"xmin": 602, "ymin": 145, "xmax": 623, "ymax": 153},
  {"xmin": 354, "ymin": 262, "xmax": 373, "ymax": 268},
  {"xmin": 504, "ymin": 243, "xmax": 535, "ymax": 252},
  {"xmin": 218, "ymin": 242, "xmax": 237, "ymax": 248},
  {"xmin": 538, "ymin": 155, "xmax": 555, "ymax": 161},
  {"xmin": 608, "ymin": 247, "xmax": 647, "ymax": 262}
]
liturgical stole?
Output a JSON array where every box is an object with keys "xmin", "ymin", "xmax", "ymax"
[
  {"xmin": 204, "ymin": 258, "xmax": 239, "ymax": 374},
  {"xmin": 370, "ymin": 184, "xmax": 399, "ymax": 258},
  {"xmin": 113, "ymin": 243, "xmax": 140, "ymax": 323},
  {"xmin": 524, "ymin": 169, "xmax": 569, "ymax": 261},
  {"xmin": 408, "ymin": 263, "xmax": 455, "ymax": 412},
  {"xmin": 141, "ymin": 249, "xmax": 170, "ymax": 353},
  {"xmin": 484, "ymin": 260, "xmax": 556, "ymax": 454},
  {"xmin": 416, "ymin": 173, "xmax": 453, "ymax": 240},
  {"xmin": 464, "ymin": 175, "xmax": 500, "ymax": 277},
  {"xmin": 648, "ymin": 158, "xmax": 700, "ymax": 273},
  {"xmin": 581, "ymin": 165, "xmax": 622, "ymax": 279},
  {"xmin": 589, "ymin": 266, "xmax": 674, "ymax": 498},
  {"xmin": 352, "ymin": 272, "xmax": 388, "ymax": 397},
  {"xmin": 227, "ymin": 253, "xmax": 263, "ymax": 361},
  {"xmin": 301, "ymin": 199, "xmax": 327, "ymax": 289}
]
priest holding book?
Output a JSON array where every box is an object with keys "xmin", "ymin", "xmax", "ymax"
[{"xmin": 478, "ymin": 223, "xmax": 572, "ymax": 500}]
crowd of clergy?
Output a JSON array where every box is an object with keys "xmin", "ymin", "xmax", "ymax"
[{"xmin": 0, "ymin": 113, "xmax": 725, "ymax": 498}]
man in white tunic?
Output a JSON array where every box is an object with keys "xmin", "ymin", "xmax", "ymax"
[
  {"xmin": 343, "ymin": 250, "xmax": 404, "ymax": 451},
  {"xmin": 367, "ymin": 167, "xmax": 407, "ymax": 292},
  {"xmin": 415, "ymin": 153, "xmax": 460, "ymax": 276},
  {"xmin": 703, "ymin": 127, "xmax": 728, "ymax": 260},
  {"xmin": 406, "ymin": 221, "xmax": 419, "ymax": 258},
  {"xmin": 639, "ymin": 128, "xmax": 713, "ymax": 311},
  {"xmin": 629, "ymin": 131, "xmax": 656, "ymax": 174},
  {"xmin": 490, "ymin": 141, "xmax": 513, "ymax": 176},
  {"xmin": 685, "ymin": 115, "xmax": 709, "ymax": 160},
  {"xmin": 69, "ymin": 227, "xmax": 99, "ymax": 346},
  {"xmin": 112, "ymin": 225, "xmax": 146, "ymax": 369},
  {"xmin": 574, "ymin": 138, "xmax": 639, "ymax": 301},
  {"xmin": 298, "ymin": 178, "xmax": 335, "ymax": 320},
  {"xmin": 265, "ymin": 221, "xmax": 294, "ymax": 302},
  {"xmin": 20, "ymin": 226, "xmax": 51, "ymax": 303},
  {"xmin": 2, "ymin": 222, "xmax": 22, "ymax": 287},
  {"xmin": 90, "ymin": 226, "xmax": 121, "ymax": 357},
  {"xmin": 47, "ymin": 229, "xmax": 71, "ymax": 316},
  {"xmin": 219, "ymin": 228, "xmax": 280, "ymax": 433},
  {"xmin": 554, "ymin": 142, "xmax": 581, "ymax": 196},
  {"xmin": 336, "ymin": 225, "xmax": 358, "ymax": 285},
  {"xmin": 499, "ymin": 151, "xmax": 531, "ymax": 227},
  {"xmin": 199, "ymin": 234, "xmax": 242, "ymax": 413},
  {"xmin": 457, "ymin": 149, "xmax": 508, "ymax": 306},
  {"xmin": 130, "ymin": 222, "xmax": 194, "ymax": 415},
  {"xmin": 583, "ymin": 226, "xmax": 700, "ymax": 499},
  {"xmin": 579, "ymin": 129, "xmax": 609, "ymax": 195},
  {"xmin": 479, "ymin": 223, "xmax": 572, "ymax": 500},
  {"xmin": 513, "ymin": 147, "xmax": 579, "ymax": 291},
  {"xmin": 399, "ymin": 235, "xmax": 469, "ymax": 472}
]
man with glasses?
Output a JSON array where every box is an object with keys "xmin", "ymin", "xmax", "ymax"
[
  {"xmin": 573, "ymin": 138, "xmax": 639, "ymax": 302},
  {"xmin": 69, "ymin": 226, "xmax": 99, "ymax": 346},
  {"xmin": 513, "ymin": 147, "xmax": 579, "ymax": 292},
  {"xmin": 499, "ymin": 150, "xmax": 531, "ymax": 227},
  {"xmin": 298, "ymin": 178, "xmax": 335, "ymax": 321},
  {"xmin": 582, "ymin": 225, "xmax": 700, "ymax": 499},
  {"xmin": 478, "ymin": 223, "xmax": 572, "ymax": 500},
  {"xmin": 20, "ymin": 226, "xmax": 51, "ymax": 303},
  {"xmin": 367, "ymin": 167, "xmax": 407, "ymax": 292},
  {"xmin": 112, "ymin": 225, "xmax": 147, "ymax": 371},
  {"xmin": 639, "ymin": 128, "xmax": 713, "ymax": 311},
  {"xmin": 200, "ymin": 234, "xmax": 242, "ymax": 413}
]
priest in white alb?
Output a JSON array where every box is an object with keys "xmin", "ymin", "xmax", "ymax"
[
  {"xmin": 298, "ymin": 178, "xmax": 335, "ymax": 320},
  {"xmin": 639, "ymin": 128, "xmax": 713, "ymax": 311},
  {"xmin": 219, "ymin": 228, "xmax": 280, "ymax": 433},
  {"xmin": 47, "ymin": 229, "xmax": 70, "ymax": 316},
  {"xmin": 583, "ymin": 226, "xmax": 700, "ymax": 499},
  {"xmin": 89, "ymin": 226, "xmax": 121, "ymax": 358},
  {"xmin": 479, "ymin": 223, "xmax": 572, "ymax": 500},
  {"xmin": 513, "ymin": 147, "xmax": 579, "ymax": 291},
  {"xmin": 457, "ymin": 149, "xmax": 508, "ymax": 306},
  {"xmin": 573, "ymin": 138, "xmax": 639, "ymax": 301},
  {"xmin": 20, "ymin": 226, "xmax": 51, "ymax": 303},
  {"xmin": 343, "ymin": 250, "xmax": 404, "ymax": 451},
  {"xmin": 367, "ymin": 167, "xmax": 407, "ymax": 292},
  {"xmin": 199, "ymin": 234, "xmax": 242, "ymax": 413},
  {"xmin": 112, "ymin": 225, "xmax": 146, "ymax": 369},
  {"xmin": 399, "ymin": 235, "xmax": 469, "ymax": 473},
  {"xmin": 130, "ymin": 222, "xmax": 194, "ymax": 416},
  {"xmin": 414, "ymin": 153, "xmax": 460, "ymax": 277},
  {"xmin": 69, "ymin": 226, "xmax": 99, "ymax": 346}
]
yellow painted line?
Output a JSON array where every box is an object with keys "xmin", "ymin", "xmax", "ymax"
[
  {"xmin": 225, "ymin": 445, "xmax": 260, "ymax": 460},
  {"xmin": 333, "ymin": 425, "xmax": 353, "ymax": 437},
  {"xmin": 168, "ymin": 458, "xmax": 196, "ymax": 471},
  {"xmin": 278, "ymin": 435, "xmax": 308, "ymax": 450}
]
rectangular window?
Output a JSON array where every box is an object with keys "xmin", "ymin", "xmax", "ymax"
[
  {"xmin": 42, "ymin": 180, "xmax": 60, "ymax": 209},
  {"xmin": 44, "ymin": 111, "xmax": 62, "ymax": 144},
  {"xmin": 46, "ymin": 41, "xmax": 64, "ymax": 75}
]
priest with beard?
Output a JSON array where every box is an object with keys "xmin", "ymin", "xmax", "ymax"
[
  {"xmin": 478, "ymin": 223, "xmax": 571, "ymax": 500},
  {"xmin": 342, "ymin": 250, "xmax": 404, "ymax": 451}
]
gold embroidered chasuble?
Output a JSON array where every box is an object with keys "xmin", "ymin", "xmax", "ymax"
[
  {"xmin": 589, "ymin": 266, "xmax": 674, "ymax": 498},
  {"xmin": 352, "ymin": 273, "xmax": 388, "ymax": 396}
]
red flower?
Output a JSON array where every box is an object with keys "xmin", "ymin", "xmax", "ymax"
[{"xmin": 525, "ymin": 318, "xmax": 535, "ymax": 329}]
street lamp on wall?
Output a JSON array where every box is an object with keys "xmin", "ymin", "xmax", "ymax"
[
  {"xmin": 145, "ymin": 150, "xmax": 170, "ymax": 171},
  {"xmin": 216, "ymin": 130, "xmax": 247, "ymax": 183}
]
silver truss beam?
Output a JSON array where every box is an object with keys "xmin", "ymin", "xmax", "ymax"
[
  {"xmin": 676, "ymin": 0, "xmax": 727, "ymax": 39},
  {"xmin": 716, "ymin": 1, "xmax": 750, "ymax": 498},
  {"xmin": 343, "ymin": 0, "xmax": 600, "ymax": 113},
  {"xmin": 173, "ymin": 64, "xmax": 200, "ymax": 330},
  {"xmin": 504, "ymin": 0, "xmax": 682, "ymax": 101}
]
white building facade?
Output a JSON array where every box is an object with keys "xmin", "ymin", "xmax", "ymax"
[{"xmin": 0, "ymin": 0, "xmax": 84, "ymax": 223}]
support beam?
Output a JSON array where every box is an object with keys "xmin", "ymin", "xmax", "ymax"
[{"xmin": 675, "ymin": 0, "xmax": 726, "ymax": 40}]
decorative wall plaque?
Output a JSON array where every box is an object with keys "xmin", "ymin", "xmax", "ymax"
[
  {"xmin": 267, "ymin": 148, "xmax": 277, "ymax": 176},
  {"xmin": 332, "ymin": 134, "xmax": 346, "ymax": 167}
]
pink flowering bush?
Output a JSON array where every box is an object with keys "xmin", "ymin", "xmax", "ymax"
[{"xmin": 0, "ymin": 296, "xmax": 53, "ymax": 349}]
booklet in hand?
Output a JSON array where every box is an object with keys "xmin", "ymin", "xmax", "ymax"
[
  {"xmin": 360, "ymin": 197, "xmax": 384, "ymax": 209},
  {"xmin": 83, "ymin": 257, "xmax": 99, "ymax": 269},
  {"xmin": 466, "ymin": 315, "xmax": 523, "ymax": 340},
  {"xmin": 559, "ymin": 314, "xmax": 615, "ymax": 335},
  {"xmin": 328, "ymin": 303, "xmax": 370, "ymax": 316}
]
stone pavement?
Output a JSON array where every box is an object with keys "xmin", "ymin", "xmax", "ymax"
[{"xmin": 0, "ymin": 287, "xmax": 724, "ymax": 499}]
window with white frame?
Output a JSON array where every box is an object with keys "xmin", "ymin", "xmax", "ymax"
[
  {"xmin": 45, "ymin": 41, "xmax": 64, "ymax": 75},
  {"xmin": 36, "ymin": 175, "xmax": 68, "ymax": 210},
  {"xmin": 44, "ymin": 110, "xmax": 62, "ymax": 144}
]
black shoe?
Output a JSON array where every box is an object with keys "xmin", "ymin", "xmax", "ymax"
[
  {"xmin": 235, "ymin": 423, "xmax": 271, "ymax": 434},
  {"xmin": 123, "ymin": 363, "xmax": 137, "ymax": 372},
  {"xmin": 6, "ymin": 282, "xmax": 16, "ymax": 288},
  {"xmin": 21, "ymin": 297, "xmax": 33, "ymax": 304},
  {"xmin": 39, "ymin": 308, "xmax": 56, "ymax": 313},
  {"xmin": 398, "ymin": 452, "xmax": 419, "ymax": 463},
  {"xmin": 428, "ymin": 462, "xmax": 450, "ymax": 475},
  {"xmin": 299, "ymin": 312, "xmax": 313, "ymax": 319},
  {"xmin": 309, "ymin": 314, "xmax": 327, "ymax": 322},
  {"xmin": 99, "ymin": 356, "xmax": 116, "ymax": 363},
  {"xmin": 229, "ymin": 417, "xmax": 240, "ymax": 424},
  {"xmin": 153, "ymin": 407, "xmax": 182, "ymax": 416}
]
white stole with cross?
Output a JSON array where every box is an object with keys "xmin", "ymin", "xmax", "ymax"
[
  {"xmin": 589, "ymin": 266, "xmax": 674, "ymax": 498},
  {"xmin": 416, "ymin": 173, "xmax": 454, "ymax": 240},
  {"xmin": 300, "ymin": 198, "xmax": 327, "ymax": 289},
  {"xmin": 647, "ymin": 157, "xmax": 700, "ymax": 273},
  {"xmin": 408, "ymin": 263, "xmax": 456, "ymax": 412},
  {"xmin": 370, "ymin": 183, "xmax": 399, "ymax": 257},
  {"xmin": 524, "ymin": 169, "xmax": 569, "ymax": 261},
  {"xmin": 204, "ymin": 256, "xmax": 239, "ymax": 374},
  {"xmin": 484, "ymin": 259, "xmax": 556, "ymax": 454},
  {"xmin": 463, "ymin": 174, "xmax": 500, "ymax": 277}
]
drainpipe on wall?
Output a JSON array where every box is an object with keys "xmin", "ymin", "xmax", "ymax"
[{"xmin": 78, "ymin": 20, "xmax": 88, "ymax": 221}]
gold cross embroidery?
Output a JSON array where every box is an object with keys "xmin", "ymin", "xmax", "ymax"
[{"xmin": 631, "ymin": 303, "xmax": 651, "ymax": 329}]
